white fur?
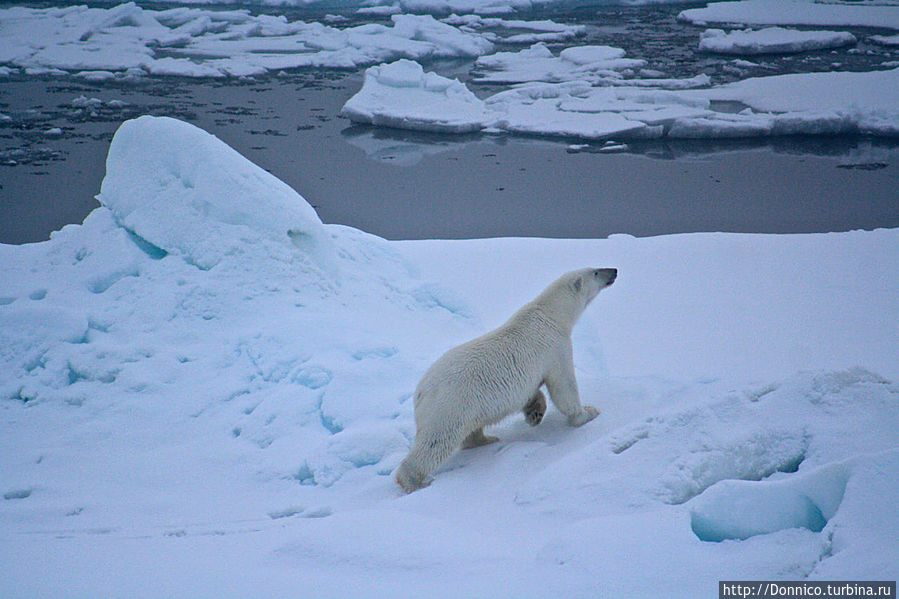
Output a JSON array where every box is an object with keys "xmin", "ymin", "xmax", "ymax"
[{"xmin": 395, "ymin": 267, "xmax": 617, "ymax": 493}]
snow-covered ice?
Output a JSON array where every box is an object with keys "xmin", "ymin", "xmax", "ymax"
[
  {"xmin": 343, "ymin": 58, "xmax": 899, "ymax": 140},
  {"xmin": 870, "ymin": 32, "xmax": 899, "ymax": 47},
  {"xmin": 340, "ymin": 59, "xmax": 492, "ymax": 133},
  {"xmin": 679, "ymin": 0, "xmax": 899, "ymax": 31},
  {"xmin": 699, "ymin": 27, "xmax": 857, "ymax": 56},
  {"xmin": 0, "ymin": 3, "xmax": 494, "ymax": 77},
  {"xmin": 472, "ymin": 42, "xmax": 645, "ymax": 85},
  {"xmin": 442, "ymin": 13, "xmax": 586, "ymax": 43},
  {"xmin": 98, "ymin": 115, "xmax": 334, "ymax": 270},
  {"xmin": 3, "ymin": 0, "xmax": 899, "ymax": 591},
  {"xmin": 1, "ymin": 116, "xmax": 897, "ymax": 597},
  {"xmin": 694, "ymin": 67, "xmax": 899, "ymax": 137}
]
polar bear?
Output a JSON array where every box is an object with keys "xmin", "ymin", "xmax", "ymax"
[{"xmin": 395, "ymin": 267, "xmax": 617, "ymax": 493}]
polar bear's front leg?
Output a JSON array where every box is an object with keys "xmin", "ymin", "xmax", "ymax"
[{"xmin": 545, "ymin": 359, "xmax": 600, "ymax": 427}]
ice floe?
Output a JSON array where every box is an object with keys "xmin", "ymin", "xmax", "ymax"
[
  {"xmin": 870, "ymin": 33, "xmax": 899, "ymax": 47},
  {"xmin": 699, "ymin": 27, "xmax": 857, "ymax": 56},
  {"xmin": 354, "ymin": 0, "xmax": 547, "ymax": 17},
  {"xmin": 340, "ymin": 59, "xmax": 492, "ymax": 133},
  {"xmin": 697, "ymin": 67, "xmax": 899, "ymax": 137},
  {"xmin": 442, "ymin": 13, "xmax": 586, "ymax": 43},
  {"xmin": 472, "ymin": 42, "xmax": 645, "ymax": 85},
  {"xmin": 0, "ymin": 3, "xmax": 494, "ymax": 77},
  {"xmin": 679, "ymin": 0, "xmax": 899, "ymax": 31},
  {"xmin": 343, "ymin": 57, "xmax": 899, "ymax": 140}
]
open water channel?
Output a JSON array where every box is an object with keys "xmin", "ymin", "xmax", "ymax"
[{"xmin": 1, "ymin": 2, "xmax": 897, "ymax": 244}]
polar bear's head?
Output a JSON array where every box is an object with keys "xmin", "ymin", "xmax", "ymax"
[
  {"xmin": 530, "ymin": 267, "xmax": 617, "ymax": 329},
  {"xmin": 572, "ymin": 267, "xmax": 617, "ymax": 306}
]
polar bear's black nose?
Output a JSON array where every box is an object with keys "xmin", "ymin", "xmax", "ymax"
[{"xmin": 601, "ymin": 268, "xmax": 617, "ymax": 285}]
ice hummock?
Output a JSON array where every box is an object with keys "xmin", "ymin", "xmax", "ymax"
[{"xmin": 98, "ymin": 115, "xmax": 334, "ymax": 270}]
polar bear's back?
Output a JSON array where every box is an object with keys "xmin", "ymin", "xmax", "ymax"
[{"xmin": 414, "ymin": 314, "xmax": 556, "ymax": 432}]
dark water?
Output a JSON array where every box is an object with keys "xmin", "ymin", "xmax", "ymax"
[{"xmin": 1, "ymin": 3, "xmax": 898, "ymax": 244}]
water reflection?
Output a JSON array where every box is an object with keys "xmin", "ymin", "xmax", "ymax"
[{"xmin": 342, "ymin": 121, "xmax": 899, "ymax": 166}]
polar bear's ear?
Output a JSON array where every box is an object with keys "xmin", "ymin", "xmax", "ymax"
[{"xmin": 573, "ymin": 278, "xmax": 583, "ymax": 293}]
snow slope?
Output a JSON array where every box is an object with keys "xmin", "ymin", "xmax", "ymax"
[{"xmin": 1, "ymin": 116, "xmax": 897, "ymax": 597}]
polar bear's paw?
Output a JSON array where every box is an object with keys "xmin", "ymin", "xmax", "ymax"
[
  {"xmin": 395, "ymin": 462, "xmax": 434, "ymax": 494},
  {"xmin": 523, "ymin": 389, "xmax": 547, "ymax": 427},
  {"xmin": 568, "ymin": 405, "xmax": 600, "ymax": 427},
  {"xmin": 462, "ymin": 428, "xmax": 500, "ymax": 449}
]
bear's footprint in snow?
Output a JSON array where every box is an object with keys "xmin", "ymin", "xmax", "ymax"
[{"xmin": 658, "ymin": 429, "xmax": 808, "ymax": 505}]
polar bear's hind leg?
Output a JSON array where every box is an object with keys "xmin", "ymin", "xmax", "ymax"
[
  {"xmin": 462, "ymin": 428, "xmax": 500, "ymax": 448},
  {"xmin": 395, "ymin": 427, "xmax": 461, "ymax": 493}
]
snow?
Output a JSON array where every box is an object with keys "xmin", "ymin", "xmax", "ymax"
[
  {"xmin": 0, "ymin": 3, "xmax": 494, "ymax": 77},
  {"xmin": 679, "ymin": 0, "xmax": 899, "ymax": 31},
  {"xmin": 699, "ymin": 27, "xmax": 857, "ymax": 56},
  {"xmin": 2, "ymin": 116, "xmax": 898, "ymax": 596}
]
